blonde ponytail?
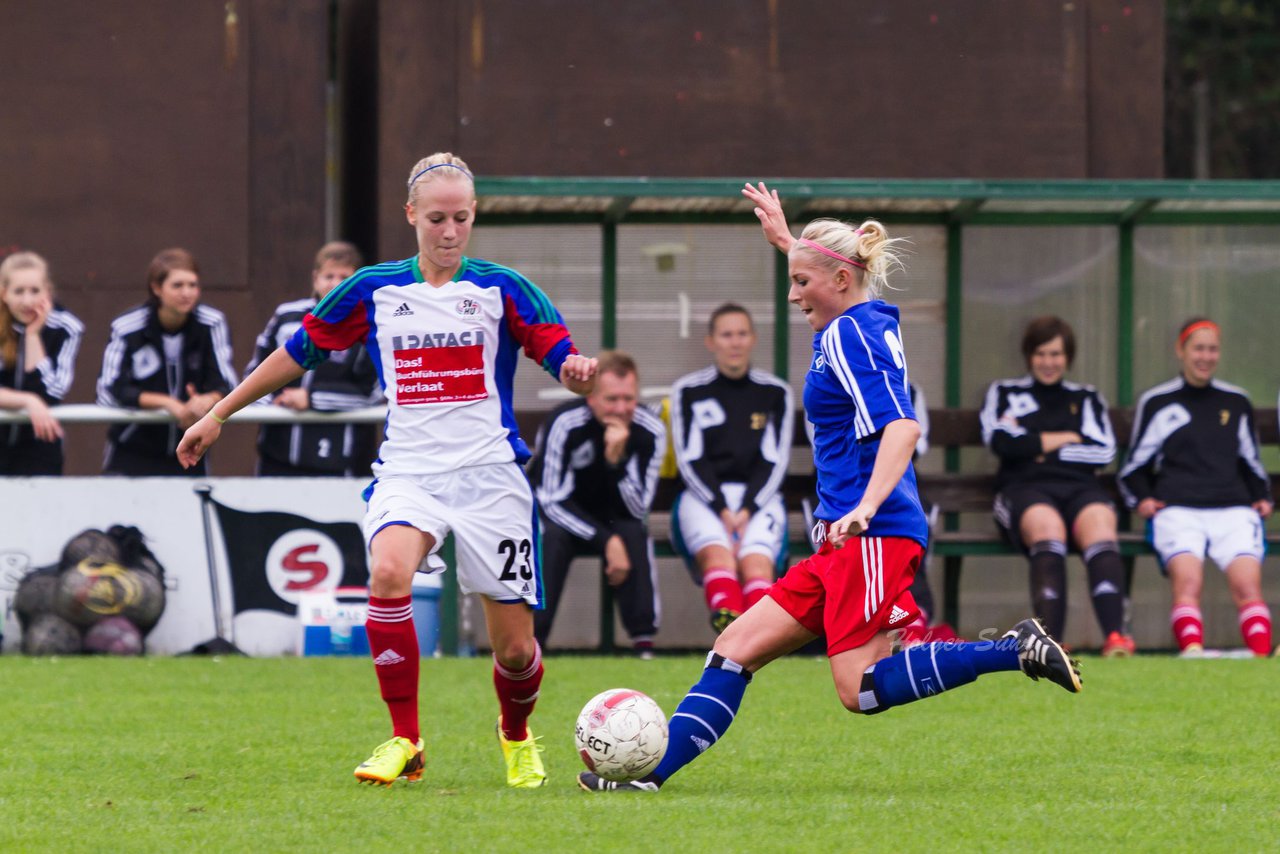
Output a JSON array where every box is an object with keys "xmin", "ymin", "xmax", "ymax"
[{"xmin": 794, "ymin": 218, "xmax": 907, "ymax": 299}]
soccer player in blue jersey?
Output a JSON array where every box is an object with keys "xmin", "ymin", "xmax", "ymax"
[
  {"xmin": 580, "ymin": 182, "xmax": 1082, "ymax": 793},
  {"xmin": 178, "ymin": 152, "xmax": 599, "ymax": 789}
]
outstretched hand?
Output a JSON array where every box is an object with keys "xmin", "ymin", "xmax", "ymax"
[
  {"xmin": 741, "ymin": 182, "xmax": 794, "ymax": 253},
  {"xmin": 560, "ymin": 354, "xmax": 599, "ymax": 395},
  {"xmin": 176, "ymin": 416, "xmax": 222, "ymax": 469}
]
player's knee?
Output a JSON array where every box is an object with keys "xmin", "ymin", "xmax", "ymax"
[
  {"xmin": 493, "ymin": 636, "xmax": 537, "ymax": 671},
  {"xmin": 836, "ymin": 683, "xmax": 864, "ymax": 714},
  {"xmin": 367, "ymin": 555, "xmax": 415, "ymax": 596}
]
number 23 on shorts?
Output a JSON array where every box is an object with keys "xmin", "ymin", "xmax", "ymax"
[{"xmin": 497, "ymin": 538, "xmax": 534, "ymax": 581}]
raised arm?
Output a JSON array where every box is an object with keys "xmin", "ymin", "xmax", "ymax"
[{"xmin": 741, "ymin": 182, "xmax": 795, "ymax": 254}]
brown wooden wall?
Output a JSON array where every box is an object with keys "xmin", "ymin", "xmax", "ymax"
[
  {"xmin": 1, "ymin": 0, "xmax": 330, "ymax": 475},
  {"xmin": 371, "ymin": 0, "xmax": 1164, "ymax": 256},
  {"xmin": 2, "ymin": 0, "xmax": 1164, "ymax": 474}
]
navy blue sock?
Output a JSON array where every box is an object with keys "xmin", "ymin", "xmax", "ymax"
[
  {"xmin": 860, "ymin": 638, "xmax": 1020, "ymax": 714},
  {"xmin": 648, "ymin": 652, "xmax": 750, "ymax": 784}
]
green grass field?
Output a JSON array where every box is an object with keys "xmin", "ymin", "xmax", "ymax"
[{"xmin": 1, "ymin": 654, "xmax": 1276, "ymax": 852}]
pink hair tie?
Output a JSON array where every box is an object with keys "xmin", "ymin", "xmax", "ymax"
[{"xmin": 796, "ymin": 237, "xmax": 867, "ymax": 270}]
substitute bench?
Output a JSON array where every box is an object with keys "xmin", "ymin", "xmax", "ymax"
[{"xmin": 517, "ymin": 407, "xmax": 1280, "ymax": 639}]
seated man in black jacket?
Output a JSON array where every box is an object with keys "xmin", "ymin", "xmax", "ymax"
[{"xmin": 527, "ymin": 350, "xmax": 666, "ymax": 657}]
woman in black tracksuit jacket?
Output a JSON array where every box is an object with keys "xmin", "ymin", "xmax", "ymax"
[
  {"xmin": 96, "ymin": 248, "xmax": 236, "ymax": 476},
  {"xmin": 246, "ymin": 241, "xmax": 382, "ymax": 477},
  {"xmin": 0, "ymin": 251, "xmax": 84, "ymax": 474}
]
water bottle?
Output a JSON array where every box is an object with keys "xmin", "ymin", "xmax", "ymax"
[{"xmin": 331, "ymin": 621, "xmax": 352, "ymax": 654}]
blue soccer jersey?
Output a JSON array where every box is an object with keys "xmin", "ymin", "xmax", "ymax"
[{"xmin": 803, "ymin": 300, "xmax": 928, "ymax": 547}]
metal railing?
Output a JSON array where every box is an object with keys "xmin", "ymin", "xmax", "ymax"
[{"xmin": 0, "ymin": 404, "xmax": 389, "ymax": 425}]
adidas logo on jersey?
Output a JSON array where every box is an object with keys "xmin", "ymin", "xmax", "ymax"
[
  {"xmin": 393, "ymin": 303, "xmax": 414, "ymax": 317},
  {"xmin": 374, "ymin": 648, "xmax": 406, "ymax": 666}
]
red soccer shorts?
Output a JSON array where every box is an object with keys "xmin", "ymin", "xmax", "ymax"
[{"xmin": 768, "ymin": 534, "xmax": 924, "ymax": 657}]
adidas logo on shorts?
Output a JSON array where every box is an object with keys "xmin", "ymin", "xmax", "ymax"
[
  {"xmin": 888, "ymin": 605, "xmax": 911, "ymax": 627},
  {"xmin": 374, "ymin": 648, "xmax": 406, "ymax": 666},
  {"xmin": 393, "ymin": 303, "xmax": 414, "ymax": 317}
]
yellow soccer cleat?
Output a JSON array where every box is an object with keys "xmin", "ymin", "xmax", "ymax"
[
  {"xmin": 496, "ymin": 718, "xmax": 546, "ymax": 788},
  {"xmin": 354, "ymin": 736, "xmax": 424, "ymax": 786}
]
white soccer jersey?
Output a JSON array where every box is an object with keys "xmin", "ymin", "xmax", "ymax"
[{"xmin": 286, "ymin": 255, "xmax": 578, "ymax": 477}]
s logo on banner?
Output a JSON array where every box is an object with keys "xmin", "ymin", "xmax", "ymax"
[{"xmin": 265, "ymin": 529, "xmax": 346, "ymax": 605}]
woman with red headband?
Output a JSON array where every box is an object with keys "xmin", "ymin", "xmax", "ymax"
[{"xmin": 1119, "ymin": 318, "xmax": 1275, "ymax": 657}]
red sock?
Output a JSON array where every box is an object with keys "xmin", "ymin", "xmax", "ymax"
[
  {"xmin": 703, "ymin": 568, "xmax": 745, "ymax": 613},
  {"xmin": 366, "ymin": 595, "xmax": 420, "ymax": 743},
  {"xmin": 1170, "ymin": 604, "xmax": 1204, "ymax": 651},
  {"xmin": 494, "ymin": 641, "xmax": 543, "ymax": 742},
  {"xmin": 742, "ymin": 578, "xmax": 772, "ymax": 609},
  {"xmin": 1238, "ymin": 601, "xmax": 1273, "ymax": 656}
]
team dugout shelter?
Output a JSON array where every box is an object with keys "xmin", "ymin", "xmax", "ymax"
[{"xmin": 443, "ymin": 177, "xmax": 1280, "ymax": 653}]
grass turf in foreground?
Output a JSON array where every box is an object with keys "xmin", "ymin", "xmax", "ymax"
[{"xmin": 0, "ymin": 654, "xmax": 1276, "ymax": 852}]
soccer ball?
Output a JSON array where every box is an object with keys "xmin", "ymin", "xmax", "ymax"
[
  {"xmin": 574, "ymin": 688, "xmax": 668, "ymax": 782},
  {"xmin": 83, "ymin": 616, "xmax": 144, "ymax": 656}
]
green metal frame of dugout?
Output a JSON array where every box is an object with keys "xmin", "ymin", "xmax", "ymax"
[{"xmin": 431, "ymin": 177, "xmax": 1280, "ymax": 655}]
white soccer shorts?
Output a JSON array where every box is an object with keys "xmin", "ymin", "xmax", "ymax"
[
  {"xmin": 1150, "ymin": 505, "xmax": 1265, "ymax": 569},
  {"xmin": 363, "ymin": 462, "xmax": 541, "ymax": 606},
  {"xmin": 675, "ymin": 482, "xmax": 787, "ymax": 562}
]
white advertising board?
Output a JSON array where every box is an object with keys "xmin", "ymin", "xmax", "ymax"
[{"xmin": 0, "ymin": 478, "xmax": 370, "ymax": 656}]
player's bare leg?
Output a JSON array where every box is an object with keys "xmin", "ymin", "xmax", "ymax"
[
  {"xmin": 714, "ymin": 595, "xmax": 819, "ymax": 671},
  {"xmin": 484, "ymin": 599, "xmax": 546, "ymax": 787},
  {"xmin": 829, "ymin": 631, "xmax": 894, "ymax": 711},
  {"xmin": 356, "ymin": 525, "xmax": 431, "ymax": 785}
]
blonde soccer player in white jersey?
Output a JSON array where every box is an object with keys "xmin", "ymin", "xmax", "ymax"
[{"xmin": 178, "ymin": 153, "xmax": 598, "ymax": 789}]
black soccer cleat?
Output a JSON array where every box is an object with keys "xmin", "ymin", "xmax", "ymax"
[
  {"xmin": 577, "ymin": 771, "xmax": 661, "ymax": 793},
  {"xmin": 1006, "ymin": 618, "xmax": 1083, "ymax": 693}
]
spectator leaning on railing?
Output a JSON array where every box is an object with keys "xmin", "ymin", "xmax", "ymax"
[
  {"xmin": 0, "ymin": 251, "xmax": 84, "ymax": 475},
  {"xmin": 245, "ymin": 241, "xmax": 383, "ymax": 477},
  {"xmin": 96, "ymin": 248, "xmax": 236, "ymax": 476}
]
